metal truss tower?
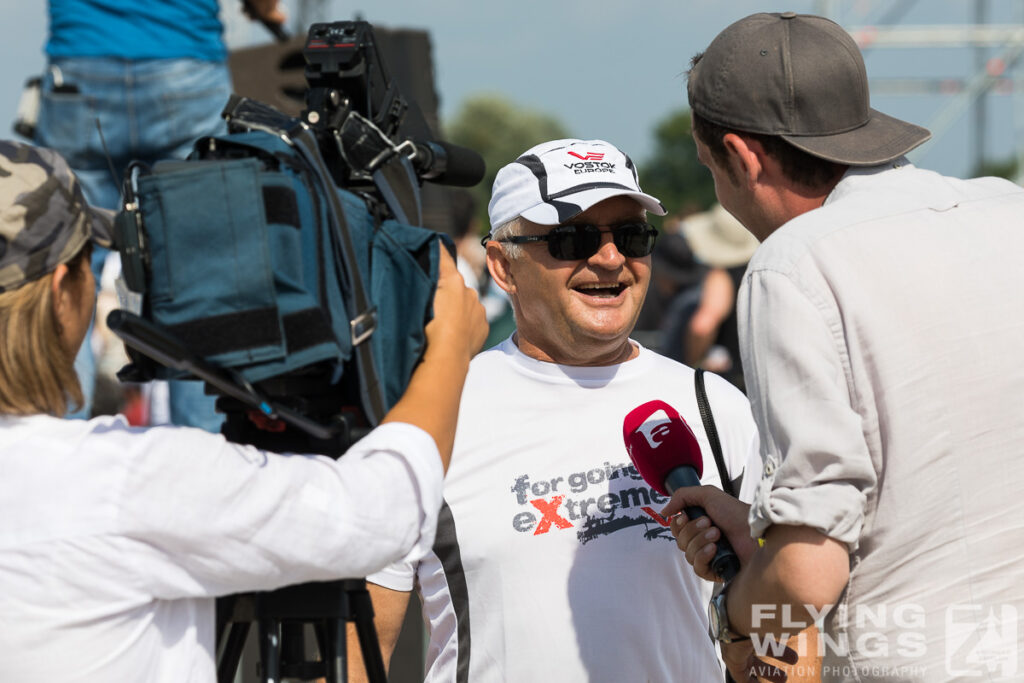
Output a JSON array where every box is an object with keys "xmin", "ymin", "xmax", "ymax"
[{"xmin": 817, "ymin": 0, "xmax": 1024, "ymax": 182}]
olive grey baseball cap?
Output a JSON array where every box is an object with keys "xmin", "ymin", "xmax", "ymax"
[
  {"xmin": 0, "ymin": 140, "xmax": 113, "ymax": 293},
  {"xmin": 688, "ymin": 12, "xmax": 931, "ymax": 166}
]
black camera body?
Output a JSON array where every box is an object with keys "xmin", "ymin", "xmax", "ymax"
[
  {"xmin": 303, "ymin": 22, "xmax": 406, "ymax": 137},
  {"xmin": 110, "ymin": 21, "xmax": 482, "ymax": 452}
]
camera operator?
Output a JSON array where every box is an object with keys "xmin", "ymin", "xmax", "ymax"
[{"xmin": 0, "ymin": 140, "xmax": 487, "ymax": 682}]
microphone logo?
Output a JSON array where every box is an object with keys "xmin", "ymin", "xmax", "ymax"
[
  {"xmin": 632, "ymin": 409, "xmax": 674, "ymax": 450},
  {"xmin": 622, "ymin": 400, "xmax": 704, "ymax": 494},
  {"xmin": 622, "ymin": 399, "xmax": 694, "ymax": 458}
]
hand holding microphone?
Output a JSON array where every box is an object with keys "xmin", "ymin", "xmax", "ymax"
[
  {"xmin": 665, "ymin": 486, "xmax": 758, "ymax": 584},
  {"xmin": 622, "ymin": 400, "xmax": 749, "ymax": 582}
]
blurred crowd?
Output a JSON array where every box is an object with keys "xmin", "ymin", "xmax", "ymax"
[{"xmin": 636, "ymin": 203, "xmax": 759, "ymax": 392}]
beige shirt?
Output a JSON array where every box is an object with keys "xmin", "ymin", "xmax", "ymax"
[{"xmin": 740, "ymin": 160, "xmax": 1024, "ymax": 682}]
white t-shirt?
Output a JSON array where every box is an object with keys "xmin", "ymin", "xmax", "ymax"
[
  {"xmin": 371, "ymin": 339, "xmax": 760, "ymax": 683},
  {"xmin": 0, "ymin": 415, "xmax": 442, "ymax": 682}
]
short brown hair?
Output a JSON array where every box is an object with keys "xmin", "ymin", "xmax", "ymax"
[
  {"xmin": 691, "ymin": 110, "xmax": 846, "ymax": 191},
  {"xmin": 0, "ymin": 247, "xmax": 89, "ymax": 416}
]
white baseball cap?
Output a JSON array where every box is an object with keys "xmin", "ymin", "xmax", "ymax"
[{"xmin": 486, "ymin": 139, "xmax": 666, "ymax": 233}]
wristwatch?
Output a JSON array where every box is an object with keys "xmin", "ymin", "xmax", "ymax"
[{"xmin": 708, "ymin": 583, "xmax": 749, "ymax": 643}]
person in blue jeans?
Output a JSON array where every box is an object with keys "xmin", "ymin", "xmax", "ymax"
[{"xmin": 35, "ymin": 0, "xmax": 283, "ymax": 430}]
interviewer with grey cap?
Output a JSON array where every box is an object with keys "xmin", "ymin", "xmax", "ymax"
[{"xmin": 663, "ymin": 12, "xmax": 1024, "ymax": 682}]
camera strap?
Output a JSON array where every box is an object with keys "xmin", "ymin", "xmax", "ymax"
[
  {"xmin": 694, "ymin": 369, "xmax": 736, "ymax": 498},
  {"xmin": 290, "ymin": 124, "xmax": 387, "ymax": 426}
]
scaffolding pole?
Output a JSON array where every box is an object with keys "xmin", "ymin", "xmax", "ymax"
[{"xmin": 844, "ymin": 0, "xmax": 1024, "ymax": 179}]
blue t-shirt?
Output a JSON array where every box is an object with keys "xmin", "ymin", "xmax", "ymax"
[{"xmin": 46, "ymin": 0, "xmax": 226, "ymax": 61}]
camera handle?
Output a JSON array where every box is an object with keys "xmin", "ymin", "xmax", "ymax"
[{"xmin": 107, "ymin": 310, "xmax": 343, "ymax": 441}]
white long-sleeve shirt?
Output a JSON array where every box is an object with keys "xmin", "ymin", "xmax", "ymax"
[{"xmin": 0, "ymin": 415, "xmax": 442, "ymax": 682}]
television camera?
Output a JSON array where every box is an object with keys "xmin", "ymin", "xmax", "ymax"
[{"xmin": 107, "ymin": 20, "xmax": 484, "ymax": 683}]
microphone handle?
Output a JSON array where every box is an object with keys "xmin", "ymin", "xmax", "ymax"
[{"xmin": 665, "ymin": 467, "xmax": 741, "ymax": 582}]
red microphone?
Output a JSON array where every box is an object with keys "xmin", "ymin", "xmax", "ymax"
[{"xmin": 623, "ymin": 400, "xmax": 740, "ymax": 581}]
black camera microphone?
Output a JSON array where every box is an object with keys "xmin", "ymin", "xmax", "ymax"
[{"xmin": 409, "ymin": 140, "xmax": 485, "ymax": 187}]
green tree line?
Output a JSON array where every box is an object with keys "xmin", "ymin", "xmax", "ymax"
[{"xmin": 444, "ymin": 95, "xmax": 1022, "ymax": 234}]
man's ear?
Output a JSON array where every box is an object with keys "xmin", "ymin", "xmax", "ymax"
[
  {"xmin": 485, "ymin": 241, "xmax": 516, "ymax": 296},
  {"xmin": 722, "ymin": 133, "xmax": 764, "ymax": 188}
]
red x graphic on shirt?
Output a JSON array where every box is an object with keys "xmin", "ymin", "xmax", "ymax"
[{"xmin": 530, "ymin": 496, "xmax": 573, "ymax": 535}]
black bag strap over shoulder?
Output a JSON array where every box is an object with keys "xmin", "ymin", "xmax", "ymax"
[
  {"xmin": 290, "ymin": 124, "xmax": 386, "ymax": 425},
  {"xmin": 695, "ymin": 369, "xmax": 736, "ymax": 498},
  {"xmin": 223, "ymin": 96, "xmax": 387, "ymax": 426}
]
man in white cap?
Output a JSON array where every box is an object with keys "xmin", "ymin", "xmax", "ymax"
[
  {"xmin": 666, "ymin": 12, "xmax": 1024, "ymax": 681},
  {"xmin": 357, "ymin": 139, "xmax": 768, "ymax": 681}
]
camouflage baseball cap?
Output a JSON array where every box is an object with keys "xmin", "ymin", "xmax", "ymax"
[{"xmin": 0, "ymin": 140, "xmax": 113, "ymax": 293}]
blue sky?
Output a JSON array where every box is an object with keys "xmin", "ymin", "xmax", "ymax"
[{"xmin": 2, "ymin": 1, "xmax": 1022, "ymax": 180}]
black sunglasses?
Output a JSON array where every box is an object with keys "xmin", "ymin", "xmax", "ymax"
[{"xmin": 496, "ymin": 222, "xmax": 658, "ymax": 260}]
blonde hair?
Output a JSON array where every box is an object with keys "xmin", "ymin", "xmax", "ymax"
[{"xmin": 0, "ymin": 251, "xmax": 87, "ymax": 416}]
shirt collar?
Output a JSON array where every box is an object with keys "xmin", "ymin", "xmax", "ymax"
[{"xmin": 823, "ymin": 157, "xmax": 914, "ymax": 208}]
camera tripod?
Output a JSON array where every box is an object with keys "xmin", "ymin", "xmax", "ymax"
[
  {"xmin": 216, "ymin": 579, "xmax": 387, "ymax": 683},
  {"xmin": 211, "ymin": 370, "xmax": 387, "ymax": 683}
]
